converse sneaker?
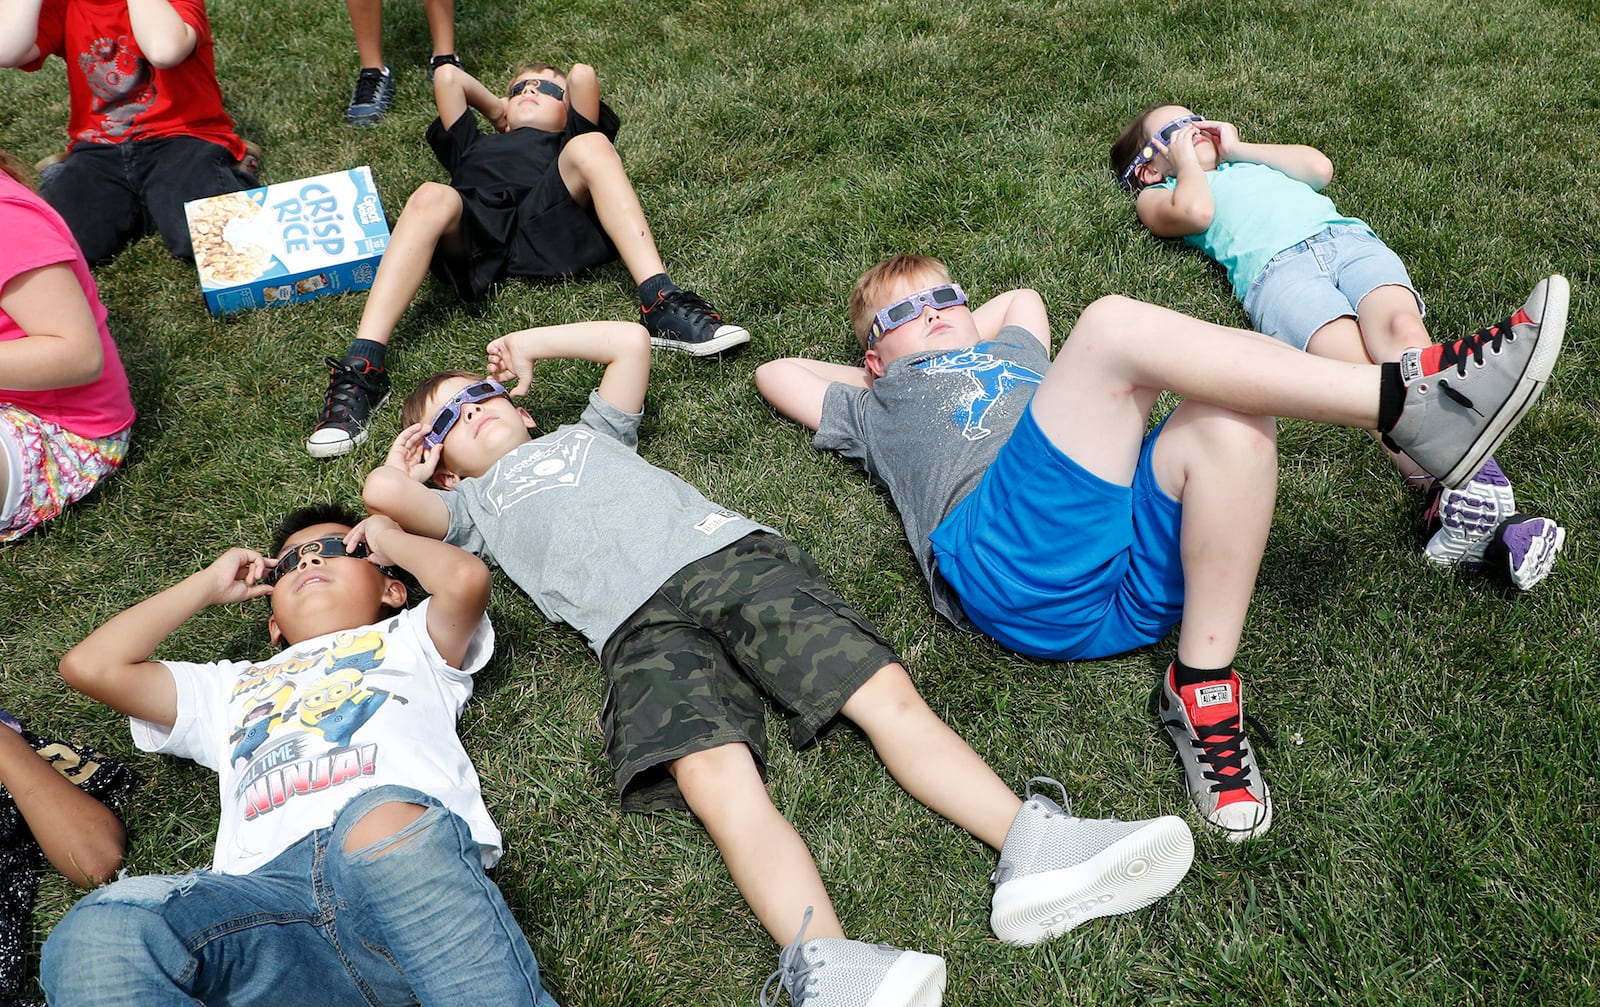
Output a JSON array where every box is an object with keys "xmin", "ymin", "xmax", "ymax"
[
  {"xmin": 344, "ymin": 66, "xmax": 395, "ymax": 127},
  {"xmin": 1383, "ymin": 275, "xmax": 1568, "ymax": 489},
  {"xmin": 990, "ymin": 777, "xmax": 1193, "ymax": 946},
  {"xmin": 1159, "ymin": 667, "xmax": 1272, "ymax": 842},
  {"xmin": 1484, "ymin": 514, "xmax": 1566, "ymax": 591},
  {"xmin": 759, "ymin": 908, "xmax": 946, "ymax": 1007},
  {"xmin": 307, "ymin": 355, "xmax": 390, "ymax": 458},
  {"xmin": 639, "ymin": 288, "xmax": 750, "ymax": 356},
  {"xmin": 1422, "ymin": 458, "xmax": 1516, "ymax": 570}
]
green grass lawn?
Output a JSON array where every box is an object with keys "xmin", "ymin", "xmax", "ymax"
[{"xmin": 3, "ymin": 0, "xmax": 1597, "ymax": 1003}]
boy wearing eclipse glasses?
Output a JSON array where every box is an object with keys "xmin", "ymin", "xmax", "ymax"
[
  {"xmin": 307, "ymin": 59, "xmax": 746, "ymax": 460},
  {"xmin": 361, "ymin": 320, "xmax": 1197, "ymax": 1007},
  {"xmin": 755, "ymin": 254, "xmax": 1567, "ymax": 844},
  {"xmin": 45, "ymin": 503, "xmax": 565, "ymax": 1006}
]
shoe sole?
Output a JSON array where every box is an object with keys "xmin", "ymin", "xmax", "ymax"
[
  {"xmin": 1507, "ymin": 520, "xmax": 1566, "ymax": 590},
  {"xmin": 990, "ymin": 815, "xmax": 1194, "ymax": 946},
  {"xmin": 1437, "ymin": 274, "xmax": 1568, "ymax": 488},
  {"xmin": 650, "ymin": 325, "xmax": 751, "ymax": 357},
  {"xmin": 864, "ymin": 951, "xmax": 946, "ymax": 1007},
  {"xmin": 1192, "ymin": 782, "xmax": 1273, "ymax": 843},
  {"xmin": 306, "ymin": 392, "xmax": 390, "ymax": 458}
]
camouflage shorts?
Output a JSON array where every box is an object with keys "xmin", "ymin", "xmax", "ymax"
[{"xmin": 599, "ymin": 533, "xmax": 898, "ymax": 814}]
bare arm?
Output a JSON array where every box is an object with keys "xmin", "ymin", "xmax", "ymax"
[
  {"xmin": 126, "ymin": 0, "xmax": 198, "ymax": 69},
  {"xmin": 972, "ymin": 288, "xmax": 1049, "ymax": 347},
  {"xmin": 566, "ymin": 62, "xmax": 601, "ymax": 126},
  {"xmin": 0, "ymin": 726, "xmax": 125, "ymax": 887},
  {"xmin": 1135, "ymin": 124, "xmax": 1216, "ymax": 237},
  {"xmin": 755, "ymin": 357, "xmax": 866, "ymax": 432},
  {"xmin": 59, "ymin": 550, "xmax": 273, "ymax": 728},
  {"xmin": 0, "ymin": 0, "xmax": 44, "ymax": 67},
  {"xmin": 1204, "ymin": 118, "xmax": 1334, "ymax": 189},
  {"xmin": 0, "ymin": 263, "xmax": 105, "ymax": 391},
  {"xmin": 346, "ymin": 516, "xmax": 490, "ymax": 669},
  {"xmin": 487, "ymin": 320, "xmax": 651, "ymax": 415},
  {"xmin": 363, "ymin": 427, "xmax": 453, "ymax": 539},
  {"xmin": 433, "ymin": 63, "xmax": 505, "ymax": 132}
]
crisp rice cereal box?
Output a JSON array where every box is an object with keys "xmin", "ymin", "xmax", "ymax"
[{"xmin": 185, "ymin": 167, "xmax": 390, "ymax": 315}]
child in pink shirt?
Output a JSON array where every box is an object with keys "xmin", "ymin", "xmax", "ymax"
[{"xmin": 0, "ymin": 154, "xmax": 135, "ymax": 541}]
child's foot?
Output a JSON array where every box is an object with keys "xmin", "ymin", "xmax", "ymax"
[
  {"xmin": 1383, "ymin": 275, "xmax": 1568, "ymax": 489},
  {"xmin": 344, "ymin": 66, "xmax": 395, "ymax": 127},
  {"xmin": 1159, "ymin": 666, "xmax": 1272, "ymax": 842},
  {"xmin": 1423, "ymin": 457, "xmax": 1516, "ymax": 570},
  {"xmin": 989, "ymin": 777, "xmax": 1193, "ymax": 945},
  {"xmin": 760, "ymin": 908, "xmax": 946, "ymax": 1007},
  {"xmin": 1485, "ymin": 514, "xmax": 1566, "ymax": 590},
  {"xmin": 640, "ymin": 288, "xmax": 750, "ymax": 356},
  {"xmin": 307, "ymin": 355, "xmax": 391, "ymax": 458}
]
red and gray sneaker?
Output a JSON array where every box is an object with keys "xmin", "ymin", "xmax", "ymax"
[
  {"xmin": 1484, "ymin": 514, "xmax": 1566, "ymax": 591},
  {"xmin": 1384, "ymin": 276, "xmax": 1567, "ymax": 489},
  {"xmin": 307, "ymin": 355, "xmax": 390, "ymax": 458},
  {"xmin": 1158, "ymin": 666, "xmax": 1272, "ymax": 842},
  {"xmin": 640, "ymin": 288, "xmax": 750, "ymax": 356},
  {"xmin": 1422, "ymin": 457, "xmax": 1517, "ymax": 571}
]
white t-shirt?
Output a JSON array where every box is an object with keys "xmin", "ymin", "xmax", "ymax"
[{"xmin": 131, "ymin": 600, "xmax": 502, "ymax": 875}]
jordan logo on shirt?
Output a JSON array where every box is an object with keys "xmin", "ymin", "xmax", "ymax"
[
  {"xmin": 913, "ymin": 344, "xmax": 1042, "ymax": 441},
  {"xmin": 485, "ymin": 429, "xmax": 596, "ymax": 514}
]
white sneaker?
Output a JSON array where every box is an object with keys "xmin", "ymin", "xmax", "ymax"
[{"xmin": 760, "ymin": 908, "xmax": 945, "ymax": 1007}]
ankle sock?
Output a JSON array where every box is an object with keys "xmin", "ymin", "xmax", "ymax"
[
  {"xmin": 638, "ymin": 273, "xmax": 677, "ymax": 307},
  {"xmin": 1377, "ymin": 361, "xmax": 1404, "ymax": 432},
  {"xmin": 1172, "ymin": 659, "xmax": 1233, "ymax": 688},
  {"xmin": 346, "ymin": 338, "xmax": 387, "ymax": 368}
]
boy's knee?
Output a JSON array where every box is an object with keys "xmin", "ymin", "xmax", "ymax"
[
  {"xmin": 43, "ymin": 883, "xmax": 188, "ymax": 996},
  {"xmin": 669, "ymin": 743, "xmax": 760, "ymax": 805},
  {"xmin": 1067, "ymin": 295, "xmax": 1142, "ymax": 349},
  {"xmin": 340, "ymin": 799, "xmax": 432, "ymax": 856},
  {"xmin": 404, "ymin": 181, "xmax": 462, "ymax": 220},
  {"xmin": 1201, "ymin": 407, "xmax": 1277, "ymax": 467}
]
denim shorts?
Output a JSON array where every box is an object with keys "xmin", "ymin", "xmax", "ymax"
[
  {"xmin": 929, "ymin": 406, "xmax": 1185, "ymax": 661},
  {"xmin": 1242, "ymin": 225, "xmax": 1425, "ymax": 351}
]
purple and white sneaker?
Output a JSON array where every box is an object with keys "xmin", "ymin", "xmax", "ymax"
[
  {"xmin": 1484, "ymin": 515, "xmax": 1566, "ymax": 590},
  {"xmin": 1422, "ymin": 458, "xmax": 1516, "ymax": 571}
]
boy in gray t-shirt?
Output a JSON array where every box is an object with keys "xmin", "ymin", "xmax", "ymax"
[
  {"xmin": 364, "ymin": 319, "xmax": 1198, "ymax": 1007},
  {"xmin": 756, "ymin": 254, "xmax": 1567, "ymax": 848}
]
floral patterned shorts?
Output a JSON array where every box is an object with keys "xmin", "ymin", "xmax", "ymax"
[{"xmin": 0, "ymin": 406, "xmax": 130, "ymax": 542}]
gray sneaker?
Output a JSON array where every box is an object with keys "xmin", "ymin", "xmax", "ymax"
[
  {"xmin": 989, "ymin": 778, "xmax": 1194, "ymax": 946},
  {"xmin": 1384, "ymin": 275, "xmax": 1568, "ymax": 489},
  {"xmin": 759, "ymin": 908, "xmax": 946, "ymax": 1007},
  {"xmin": 344, "ymin": 66, "xmax": 395, "ymax": 127}
]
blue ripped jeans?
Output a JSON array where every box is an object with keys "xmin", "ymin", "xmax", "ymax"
[{"xmin": 40, "ymin": 786, "xmax": 560, "ymax": 1007}]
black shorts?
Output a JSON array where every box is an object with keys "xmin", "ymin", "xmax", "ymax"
[{"xmin": 599, "ymin": 534, "xmax": 899, "ymax": 814}]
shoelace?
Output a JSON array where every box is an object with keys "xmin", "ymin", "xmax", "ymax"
[
  {"xmin": 351, "ymin": 69, "xmax": 387, "ymax": 107},
  {"xmin": 1167, "ymin": 712, "xmax": 1256, "ymax": 795},
  {"xmin": 760, "ymin": 906, "xmax": 819, "ymax": 1007},
  {"xmin": 1022, "ymin": 775, "xmax": 1072, "ymax": 815},
  {"xmin": 652, "ymin": 288, "xmax": 723, "ymax": 324},
  {"xmin": 1437, "ymin": 315, "xmax": 1514, "ymax": 377},
  {"xmin": 320, "ymin": 357, "xmax": 382, "ymax": 423}
]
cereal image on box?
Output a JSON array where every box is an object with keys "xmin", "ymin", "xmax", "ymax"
[{"xmin": 190, "ymin": 192, "xmax": 271, "ymax": 286}]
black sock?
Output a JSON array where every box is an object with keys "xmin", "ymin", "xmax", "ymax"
[
  {"xmin": 345, "ymin": 338, "xmax": 387, "ymax": 368},
  {"xmin": 1377, "ymin": 361, "xmax": 1404, "ymax": 433},
  {"xmin": 1172, "ymin": 658, "xmax": 1233, "ymax": 687},
  {"xmin": 638, "ymin": 273, "xmax": 676, "ymax": 307}
]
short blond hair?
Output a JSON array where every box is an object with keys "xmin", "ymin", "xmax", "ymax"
[{"xmin": 847, "ymin": 255, "xmax": 952, "ymax": 349}]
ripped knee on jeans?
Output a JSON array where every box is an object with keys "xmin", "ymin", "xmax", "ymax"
[{"xmin": 341, "ymin": 800, "xmax": 430, "ymax": 856}]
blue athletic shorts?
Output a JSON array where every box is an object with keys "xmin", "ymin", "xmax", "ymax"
[
  {"xmin": 1242, "ymin": 224, "xmax": 1425, "ymax": 351},
  {"xmin": 928, "ymin": 405, "xmax": 1185, "ymax": 661}
]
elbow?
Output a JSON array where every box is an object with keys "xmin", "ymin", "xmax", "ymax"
[
  {"xmin": 141, "ymin": 42, "xmax": 195, "ymax": 70},
  {"xmin": 1311, "ymin": 155, "xmax": 1335, "ymax": 190},
  {"xmin": 567, "ymin": 63, "xmax": 598, "ymax": 87},
  {"xmin": 362, "ymin": 467, "xmax": 406, "ymax": 516},
  {"xmin": 71, "ymin": 829, "xmax": 127, "ymax": 889},
  {"xmin": 58, "ymin": 646, "xmax": 99, "ymax": 696},
  {"xmin": 753, "ymin": 359, "xmax": 789, "ymax": 404},
  {"xmin": 1187, "ymin": 203, "xmax": 1214, "ymax": 231},
  {"xmin": 448, "ymin": 552, "xmax": 493, "ymax": 609}
]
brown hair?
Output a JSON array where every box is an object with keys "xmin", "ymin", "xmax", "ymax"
[
  {"xmin": 402, "ymin": 370, "xmax": 483, "ymax": 428},
  {"xmin": 0, "ymin": 149, "xmax": 36, "ymax": 189},
  {"xmin": 846, "ymin": 254, "xmax": 953, "ymax": 349},
  {"xmin": 507, "ymin": 63, "xmax": 563, "ymax": 94},
  {"xmin": 1109, "ymin": 104, "xmax": 1167, "ymax": 191}
]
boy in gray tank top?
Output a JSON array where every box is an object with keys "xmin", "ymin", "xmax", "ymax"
[{"xmin": 363, "ymin": 319, "xmax": 1199, "ymax": 1007}]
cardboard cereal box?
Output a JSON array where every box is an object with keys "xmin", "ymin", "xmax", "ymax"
[{"xmin": 185, "ymin": 167, "xmax": 390, "ymax": 316}]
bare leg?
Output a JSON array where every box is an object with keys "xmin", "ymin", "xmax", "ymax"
[
  {"xmin": 354, "ymin": 182, "xmax": 465, "ymax": 346},
  {"xmin": 671, "ymin": 743, "xmax": 843, "ymax": 944},
  {"xmin": 423, "ymin": 0, "xmax": 455, "ymax": 56},
  {"xmin": 1147, "ymin": 402, "xmax": 1278, "ymax": 668},
  {"xmin": 557, "ymin": 133, "xmax": 666, "ymax": 285},
  {"xmin": 1028, "ymin": 295, "xmax": 1381, "ymax": 488},
  {"xmin": 344, "ymin": 0, "xmax": 383, "ymax": 67},
  {"xmin": 841, "ymin": 664, "xmax": 1022, "ymax": 850}
]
